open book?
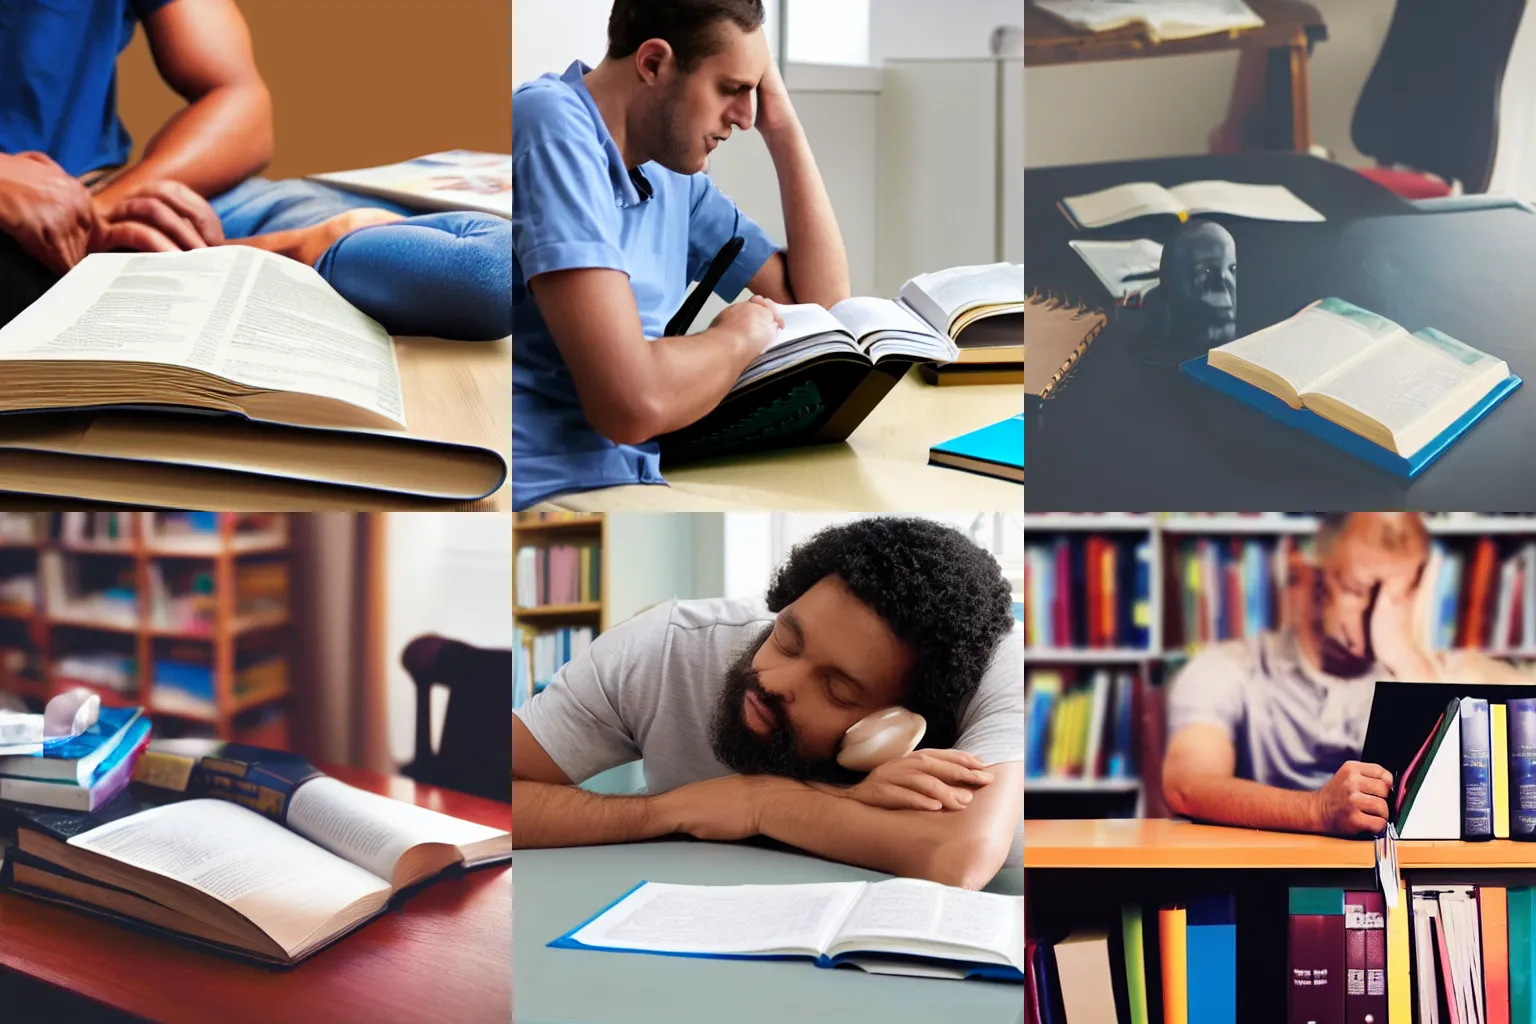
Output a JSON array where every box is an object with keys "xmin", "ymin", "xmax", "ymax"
[
  {"xmin": 1059, "ymin": 180, "xmax": 1324, "ymax": 229},
  {"xmin": 8, "ymin": 777, "xmax": 509, "ymax": 964},
  {"xmin": 1195, "ymin": 298, "xmax": 1519, "ymax": 465},
  {"xmin": 551, "ymin": 878, "xmax": 1025, "ymax": 981},
  {"xmin": 656, "ymin": 263, "xmax": 1021, "ymax": 464},
  {"xmin": 308, "ymin": 150, "xmax": 511, "ymax": 219},
  {"xmin": 0, "ymin": 247, "xmax": 505, "ymax": 500},
  {"xmin": 1033, "ymin": 0, "xmax": 1263, "ymax": 42}
]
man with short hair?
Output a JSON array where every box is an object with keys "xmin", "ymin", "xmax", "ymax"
[
  {"xmin": 513, "ymin": 518, "xmax": 1024, "ymax": 890},
  {"xmin": 512, "ymin": 0, "xmax": 851, "ymax": 508},
  {"xmin": 1163, "ymin": 511, "xmax": 1530, "ymax": 836}
]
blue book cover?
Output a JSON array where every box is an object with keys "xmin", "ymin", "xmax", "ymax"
[
  {"xmin": 1180, "ymin": 355, "xmax": 1521, "ymax": 479},
  {"xmin": 928, "ymin": 413, "xmax": 1023, "ymax": 482},
  {"xmin": 549, "ymin": 881, "xmax": 1025, "ymax": 982},
  {"xmin": 1186, "ymin": 893, "xmax": 1237, "ymax": 1024},
  {"xmin": 1462, "ymin": 697, "xmax": 1494, "ymax": 839},
  {"xmin": 1510, "ymin": 699, "xmax": 1536, "ymax": 839},
  {"xmin": 1108, "ymin": 671, "xmax": 1133, "ymax": 778},
  {"xmin": 1132, "ymin": 539, "xmax": 1152, "ymax": 649},
  {"xmin": 0, "ymin": 706, "xmax": 144, "ymax": 784},
  {"xmin": 1026, "ymin": 685, "xmax": 1055, "ymax": 777}
]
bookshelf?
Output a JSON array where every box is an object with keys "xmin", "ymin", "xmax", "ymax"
[
  {"xmin": 0, "ymin": 512, "xmax": 291, "ymax": 744},
  {"xmin": 1023, "ymin": 513, "xmax": 1536, "ymax": 821},
  {"xmin": 513, "ymin": 512, "xmax": 607, "ymax": 708}
]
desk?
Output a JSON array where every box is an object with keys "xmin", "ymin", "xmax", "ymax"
[
  {"xmin": 1025, "ymin": 0, "xmax": 1327, "ymax": 151},
  {"xmin": 514, "ymin": 840, "xmax": 1025, "ymax": 1024},
  {"xmin": 540, "ymin": 369, "xmax": 1022, "ymax": 512},
  {"xmin": 0, "ymin": 336, "xmax": 511, "ymax": 512},
  {"xmin": 0, "ymin": 764, "xmax": 511, "ymax": 1024}
]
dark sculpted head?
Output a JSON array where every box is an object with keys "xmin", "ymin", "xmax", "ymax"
[
  {"xmin": 707, "ymin": 517, "xmax": 1016, "ymax": 782},
  {"xmin": 1162, "ymin": 219, "xmax": 1238, "ymax": 347},
  {"xmin": 605, "ymin": 0, "xmax": 769, "ymax": 174}
]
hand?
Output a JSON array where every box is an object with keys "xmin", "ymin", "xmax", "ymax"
[
  {"xmin": 710, "ymin": 295, "xmax": 783, "ymax": 356},
  {"xmin": 843, "ymin": 749, "xmax": 995, "ymax": 811},
  {"xmin": 1366, "ymin": 577, "xmax": 1438, "ymax": 680},
  {"xmin": 1310, "ymin": 760, "xmax": 1393, "ymax": 835},
  {"xmin": 0, "ymin": 152, "xmax": 97, "ymax": 274},
  {"xmin": 651, "ymin": 775, "xmax": 775, "ymax": 842},
  {"xmin": 91, "ymin": 180, "xmax": 224, "ymax": 254},
  {"xmin": 754, "ymin": 58, "xmax": 798, "ymax": 141}
]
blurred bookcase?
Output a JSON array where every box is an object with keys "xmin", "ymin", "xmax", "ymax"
[
  {"xmin": 1024, "ymin": 513, "xmax": 1536, "ymax": 821},
  {"xmin": 0, "ymin": 511, "xmax": 291, "ymax": 746}
]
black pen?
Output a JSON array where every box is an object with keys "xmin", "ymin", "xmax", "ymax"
[{"xmin": 666, "ymin": 236, "xmax": 746, "ymax": 336}]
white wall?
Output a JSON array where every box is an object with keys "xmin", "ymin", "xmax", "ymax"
[
  {"xmin": 383, "ymin": 514, "xmax": 513, "ymax": 766},
  {"xmin": 1025, "ymin": 0, "xmax": 1396, "ymax": 169},
  {"xmin": 871, "ymin": 0, "xmax": 1022, "ymax": 62}
]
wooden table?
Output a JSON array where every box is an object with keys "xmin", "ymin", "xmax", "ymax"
[
  {"xmin": 1024, "ymin": 0, "xmax": 1327, "ymax": 151},
  {"xmin": 0, "ymin": 764, "xmax": 511, "ymax": 1023},
  {"xmin": 0, "ymin": 335, "xmax": 511, "ymax": 512},
  {"xmin": 541, "ymin": 368, "xmax": 1022, "ymax": 512}
]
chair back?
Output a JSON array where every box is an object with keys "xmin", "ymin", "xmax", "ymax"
[
  {"xmin": 399, "ymin": 636, "xmax": 511, "ymax": 803},
  {"xmin": 1352, "ymin": 0, "xmax": 1527, "ymax": 192}
]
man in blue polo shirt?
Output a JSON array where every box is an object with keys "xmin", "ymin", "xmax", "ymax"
[
  {"xmin": 512, "ymin": 0, "xmax": 852, "ymax": 508},
  {"xmin": 0, "ymin": 0, "xmax": 273, "ymax": 324}
]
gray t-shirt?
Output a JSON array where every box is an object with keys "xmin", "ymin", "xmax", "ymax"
[
  {"xmin": 515, "ymin": 596, "xmax": 1024, "ymax": 868},
  {"xmin": 1166, "ymin": 628, "xmax": 1381, "ymax": 791}
]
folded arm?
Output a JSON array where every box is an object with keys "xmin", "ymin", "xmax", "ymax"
[
  {"xmin": 96, "ymin": 0, "xmax": 272, "ymax": 207},
  {"xmin": 1163, "ymin": 723, "xmax": 1325, "ymax": 832}
]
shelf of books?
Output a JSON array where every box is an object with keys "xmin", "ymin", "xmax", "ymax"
[
  {"xmin": 1024, "ymin": 513, "xmax": 1536, "ymax": 821},
  {"xmin": 0, "ymin": 512, "xmax": 291, "ymax": 746},
  {"xmin": 513, "ymin": 512, "xmax": 606, "ymax": 710}
]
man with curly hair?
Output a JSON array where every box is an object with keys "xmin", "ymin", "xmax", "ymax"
[{"xmin": 513, "ymin": 517, "xmax": 1023, "ymax": 889}]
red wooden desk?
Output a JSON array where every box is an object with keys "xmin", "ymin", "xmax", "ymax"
[{"xmin": 0, "ymin": 764, "xmax": 511, "ymax": 1024}]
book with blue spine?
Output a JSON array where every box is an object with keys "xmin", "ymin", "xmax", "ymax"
[
  {"xmin": 927, "ymin": 413, "xmax": 1023, "ymax": 483},
  {"xmin": 1132, "ymin": 538, "xmax": 1152, "ymax": 648},
  {"xmin": 0, "ymin": 706, "xmax": 144, "ymax": 785},
  {"xmin": 0, "ymin": 715, "xmax": 151, "ymax": 812},
  {"xmin": 549, "ymin": 878, "xmax": 1026, "ymax": 982},
  {"xmin": 1186, "ymin": 893, "xmax": 1236, "ymax": 1024},
  {"xmin": 1510, "ymin": 698, "xmax": 1536, "ymax": 839},
  {"xmin": 1461, "ymin": 697, "xmax": 1494, "ymax": 840}
]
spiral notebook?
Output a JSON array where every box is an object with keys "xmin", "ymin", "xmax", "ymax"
[{"xmin": 1024, "ymin": 291, "xmax": 1108, "ymax": 399}]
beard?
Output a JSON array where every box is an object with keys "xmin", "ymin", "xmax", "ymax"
[
  {"xmin": 641, "ymin": 82, "xmax": 700, "ymax": 175},
  {"xmin": 707, "ymin": 626, "xmax": 862, "ymax": 784}
]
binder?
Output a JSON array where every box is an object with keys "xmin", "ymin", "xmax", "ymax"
[{"xmin": 1025, "ymin": 290, "xmax": 1107, "ymax": 399}]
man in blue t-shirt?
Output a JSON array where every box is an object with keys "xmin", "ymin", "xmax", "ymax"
[
  {"xmin": 0, "ymin": 0, "xmax": 273, "ymax": 323},
  {"xmin": 512, "ymin": 0, "xmax": 852, "ymax": 508}
]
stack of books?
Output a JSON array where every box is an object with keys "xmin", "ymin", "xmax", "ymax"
[{"xmin": 0, "ymin": 706, "xmax": 150, "ymax": 811}]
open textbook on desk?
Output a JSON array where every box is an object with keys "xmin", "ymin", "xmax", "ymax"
[
  {"xmin": 1059, "ymin": 180, "xmax": 1324, "ymax": 229},
  {"xmin": 1183, "ymin": 298, "xmax": 1521, "ymax": 476},
  {"xmin": 308, "ymin": 150, "xmax": 511, "ymax": 219},
  {"xmin": 0, "ymin": 247, "xmax": 505, "ymax": 500},
  {"xmin": 656, "ymin": 263, "xmax": 1022, "ymax": 464},
  {"xmin": 5, "ymin": 759, "xmax": 510, "ymax": 964},
  {"xmin": 552, "ymin": 878, "xmax": 1025, "ymax": 981}
]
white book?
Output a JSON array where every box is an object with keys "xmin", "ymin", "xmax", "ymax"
[
  {"xmin": 12, "ymin": 780, "xmax": 509, "ymax": 964},
  {"xmin": 1034, "ymin": 0, "xmax": 1264, "ymax": 42},
  {"xmin": 1206, "ymin": 298, "xmax": 1513, "ymax": 458},
  {"xmin": 1397, "ymin": 702, "xmax": 1463, "ymax": 840},
  {"xmin": 1495, "ymin": 555, "xmax": 1520, "ymax": 651},
  {"xmin": 1081, "ymin": 669, "xmax": 1111, "ymax": 781},
  {"xmin": 553, "ymin": 878, "xmax": 1024, "ymax": 981},
  {"xmin": 308, "ymin": 150, "xmax": 511, "ymax": 219},
  {"xmin": 1060, "ymin": 179, "xmax": 1323, "ymax": 229},
  {"xmin": 1068, "ymin": 238, "xmax": 1163, "ymax": 302}
]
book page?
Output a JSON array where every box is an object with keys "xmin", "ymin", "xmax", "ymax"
[
  {"xmin": 1303, "ymin": 328, "xmax": 1508, "ymax": 445},
  {"xmin": 0, "ymin": 247, "xmax": 405, "ymax": 427},
  {"xmin": 898, "ymin": 262, "xmax": 1024, "ymax": 334},
  {"xmin": 1210, "ymin": 298, "xmax": 1400, "ymax": 397},
  {"xmin": 69, "ymin": 798, "xmax": 389, "ymax": 955},
  {"xmin": 1169, "ymin": 181, "xmax": 1325, "ymax": 222},
  {"xmin": 568, "ymin": 881, "xmax": 865, "ymax": 956},
  {"xmin": 309, "ymin": 150, "xmax": 511, "ymax": 219},
  {"xmin": 286, "ymin": 776, "xmax": 506, "ymax": 884},
  {"xmin": 834, "ymin": 879, "xmax": 1022, "ymax": 964},
  {"xmin": 829, "ymin": 297, "xmax": 945, "ymax": 344},
  {"xmin": 1060, "ymin": 184, "xmax": 1185, "ymax": 228}
]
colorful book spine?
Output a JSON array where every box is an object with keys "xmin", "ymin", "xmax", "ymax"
[
  {"xmin": 1290, "ymin": 887, "xmax": 1346, "ymax": 1024},
  {"xmin": 1485, "ymin": 886, "xmax": 1512, "ymax": 1024},
  {"xmin": 1498, "ymin": 703, "xmax": 1513, "ymax": 839},
  {"xmin": 1344, "ymin": 891, "xmax": 1387, "ymax": 1024},
  {"xmin": 1511, "ymin": 887, "xmax": 1536, "ymax": 1024},
  {"xmin": 1388, "ymin": 883, "xmax": 1410, "ymax": 1024},
  {"xmin": 1186, "ymin": 894, "xmax": 1236, "ymax": 1024},
  {"xmin": 1463, "ymin": 697, "xmax": 1494, "ymax": 840},
  {"xmin": 1510, "ymin": 699, "xmax": 1536, "ymax": 840},
  {"xmin": 1122, "ymin": 904, "xmax": 1150, "ymax": 1024},
  {"xmin": 1161, "ymin": 905, "xmax": 1189, "ymax": 1024}
]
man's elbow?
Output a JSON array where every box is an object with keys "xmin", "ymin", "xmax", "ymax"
[
  {"xmin": 586, "ymin": 391, "xmax": 666, "ymax": 446},
  {"xmin": 1162, "ymin": 765, "xmax": 1193, "ymax": 818},
  {"xmin": 241, "ymin": 81, "xmax": 275, "ymax": 174},
  {"xmin": 924, "ymin": 834, "xmax": 1009, "ymax": 892}
]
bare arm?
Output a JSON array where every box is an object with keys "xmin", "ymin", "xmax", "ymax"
[
  {"xmin": 512, "ymin": 714, "xmax": 669, "ymax": 848},
  {"xmin": 97, "ymin": 0, "xmax": 272, "ymax": 207},
  {"xmin": 1161, "ymin": 724, "xmax": 1323, "ymax": 833},
  {"xmin": 745, "ymin": 61, "xmax": 849, "ymax": 308},
  {"xmin": 530, "ymin": 268, "xmax": 780, "ymax": 445}
]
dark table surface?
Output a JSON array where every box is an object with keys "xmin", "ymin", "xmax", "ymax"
[{"xmin": 1024, "ymin": 153, "xmax": 1536, "ymax": 511}]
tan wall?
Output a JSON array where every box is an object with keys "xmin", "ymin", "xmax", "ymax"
[{"xmin": 116, "ymin": 0, "xmax": 510, "ymax": 181}]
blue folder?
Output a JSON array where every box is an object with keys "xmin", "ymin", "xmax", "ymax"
[
  {"xmin": 1180, "ymin": 356, "xmax": 1522, "ymax": 478},
  {"xmin": 548, "ymin": 880, "xmax": 1026, "ymax": 982},
  {"xmin": 928, "ymin": 413, "xmax": 1024, "ymax": 482}
]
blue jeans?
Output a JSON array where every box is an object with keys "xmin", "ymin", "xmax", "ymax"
[{"xmin": 210, "ymin": 178, "xmax": 510, "ymax": 341}]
